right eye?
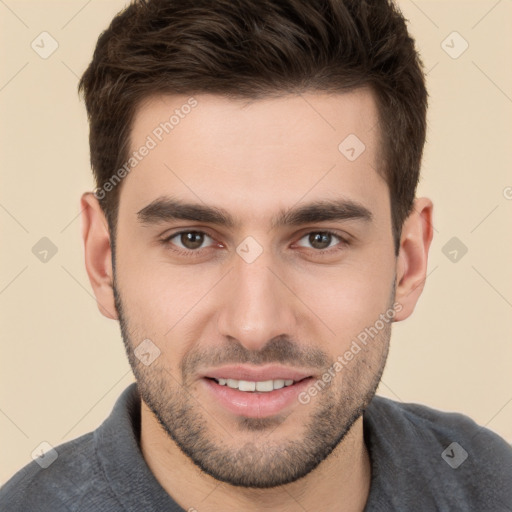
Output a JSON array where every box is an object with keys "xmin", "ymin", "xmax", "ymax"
[{"xmin": 161, "ymin": 230, "xmax": 219, "ymax": 256}]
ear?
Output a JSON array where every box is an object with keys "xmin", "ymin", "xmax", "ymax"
[
  {"xmin": 393, "ymin": 197, "xmax": 434, "ymax": 322},
  {"xmin": 80, "ymin": 192, "xmax": 118, "ymax": 320}
]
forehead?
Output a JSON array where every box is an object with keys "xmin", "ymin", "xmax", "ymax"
[{"xmin": 119, "ymin": 90, "xmax": 387, "ymax": 228}]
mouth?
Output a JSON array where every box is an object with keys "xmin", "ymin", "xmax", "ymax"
[
  {"xmin": 205, "ymin": 376, "xmax": 311, "ymax": 392},
  {"xmin": 201, "ymin": 374, "xmax": 315, "ymax": 418}
]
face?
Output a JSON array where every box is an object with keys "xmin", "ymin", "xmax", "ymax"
[{"xmin": 112, "ymin": 90, "xmax": 398, "ymax": 488}]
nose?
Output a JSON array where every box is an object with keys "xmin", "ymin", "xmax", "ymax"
[{"xmin": 216, "ymin": 248, "xmax": 298, "ymax": 352}]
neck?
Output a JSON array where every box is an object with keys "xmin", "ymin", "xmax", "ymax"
[{"xmin": 140, "ymin": 401, "xmax": 372, "ymax": 512}]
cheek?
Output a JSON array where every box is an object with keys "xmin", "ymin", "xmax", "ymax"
[
  {"xmin": 115, "ymin": 241, "xmax": 220, "ymax": 336},
  {"xmin": 295, "ymin": 263, "xmax": 394, "ymax": 341}
]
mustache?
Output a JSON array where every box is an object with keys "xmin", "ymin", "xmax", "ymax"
[{"xmin": 181, "ymin": 336, "xmax": 330, "ymax": 378}]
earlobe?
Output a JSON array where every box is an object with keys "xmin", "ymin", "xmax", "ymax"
[
  {"xmin": 393, "ymin": 197, "xmax": 434, "ymax": 322},
  {"xmin": 80, "ymin": 192, "xmax": 118, "ymax": 320}
]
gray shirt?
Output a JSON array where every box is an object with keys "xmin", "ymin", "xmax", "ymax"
[{"xmin": 1, "ymin": 382, "xmax": 511, "ymax": 511}]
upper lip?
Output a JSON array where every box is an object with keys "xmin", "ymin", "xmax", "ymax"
[{"xmin": 201, "ymin": 364, "xmax": 314, "ymax": 382}]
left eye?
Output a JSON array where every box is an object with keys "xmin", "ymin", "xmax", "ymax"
[{"xmin": 295, "ymin": 231, "xmax": 344, "ymax": 251}]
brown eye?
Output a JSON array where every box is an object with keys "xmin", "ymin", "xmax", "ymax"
[
  {"xmin": 309, "ymin": 232, "xmax": 332, "ymax": 250},
  {"xmin": 164, "ymin": 230, "xmax": 215, "ymax": 252},
  {"xmin": 179, "ymin": 231, "xmax": 206, "ymax": 250},
  {"xmin": 296, "ymin": 231, "xmax": 343, "ymax": 251}
]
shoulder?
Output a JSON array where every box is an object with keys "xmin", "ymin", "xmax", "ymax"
[
  {"xmin": 0, "ymin": 431, "xmax": 119, "ymax": 512},
  {"xmin": 368, "ymin": 394, "xmax": 512, "ymax": 453},
  {"xmin": 364, "ymin": 395, "xmax": 512, "ymax": 509}
]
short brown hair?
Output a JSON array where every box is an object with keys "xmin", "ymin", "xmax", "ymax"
[{"xmin": 78, "ymin": 0, "xmax": 427, "ymax": 256}]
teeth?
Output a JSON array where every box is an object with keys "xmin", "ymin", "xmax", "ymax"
[
  {"xmin": 273, "ymin": 379, "xmax": 285, "ymax": 389},
  {"xmin": 214, "ymin": 378, "xmax": 296, "ymax": 392},
  {"xmin": 226, "ymin": 379, "xmax": 238, "ymax": 389},
  {"xmin": 239, "ymin": 380, "xmax": 256, "ymax": 392},
  {"xmin": 256, "ymin": 380, "xmax": 273, "ymax": 392}
]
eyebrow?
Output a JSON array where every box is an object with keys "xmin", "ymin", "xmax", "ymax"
[{"xmin": 136, "ymin": 196, "xmax": 373, "ymax": 230}]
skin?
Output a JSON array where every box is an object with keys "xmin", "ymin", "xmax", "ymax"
[{"xmin": 81, "ymin": 89, "xmax": 433, "ymax": 512}]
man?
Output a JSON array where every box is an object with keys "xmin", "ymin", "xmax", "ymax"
[{"xmin": 1, "ymin": 0, "xmax": 511, "ymax": 510}]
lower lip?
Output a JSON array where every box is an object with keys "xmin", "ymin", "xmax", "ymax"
[{"xmin": 202, "ymin": 377, "xmax": 314, "ymax": 418}]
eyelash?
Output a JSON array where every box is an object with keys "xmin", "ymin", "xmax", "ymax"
[{"xmin": 160, "ymin": 229, "xmax": 349, "ymax": 258}]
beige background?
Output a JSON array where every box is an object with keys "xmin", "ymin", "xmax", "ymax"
[{"xmin": 1, "ymin": 0, "xmax": 511, "ymax": 484}]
